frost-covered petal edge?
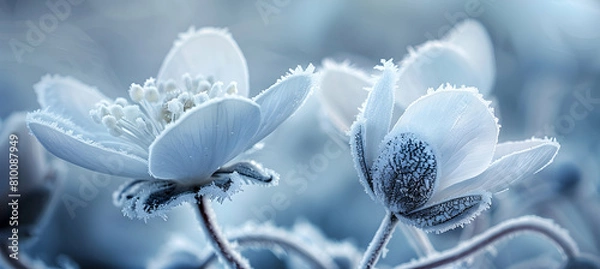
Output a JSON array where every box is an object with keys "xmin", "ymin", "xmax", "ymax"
[{"xmin": 27, "ymin": 110, "xmax": 149, "ymax": 178}]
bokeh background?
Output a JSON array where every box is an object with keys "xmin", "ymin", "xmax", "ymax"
[{"xmin": 1, "ymin": 0, "xmax": 599, "ymax": 268}]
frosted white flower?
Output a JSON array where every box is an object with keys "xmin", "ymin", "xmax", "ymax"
[
  {"xmin": 27, "ymin": 27, "xmax": 314, "ymax": 219},
  {"xmin": 350, "ymin": 60, "xmax": 559, "ymax": 233},
  {"xmin": 319, "ymin": 19, "xmax": 495, "ymax": 136}
]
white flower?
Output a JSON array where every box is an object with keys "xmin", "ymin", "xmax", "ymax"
[
  {"xmin": 318, "ymin": 19, "xmax": 495, "ymax": 136},
  {"xmin": 27, "ymin": 27, "xmax": 314, "ymax": 218},
  {"xmin": 350, "ymin": 60, "xmax": 559, "ymax": 233}
]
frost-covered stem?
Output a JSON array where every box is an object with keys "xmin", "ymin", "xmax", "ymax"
[
  {"xmin": 394, "ymin": 216, "xmax": 579, "ymax": 269},
  {"xmin": 196, "ymin": 196, "xmax": 250, "ymax": 269},
  {"xmin": 359, "ymin": 211, "xmax": 400, "ymax": 269},
  {"xmin": 399, "ymin": 224, "xmax": 436, "ymax": 257},
  {"xmin": 0, "ymin": 243, "xmax": 29, "ymax": 269},
  {"xmin": 197, "ymin": 232, "xmax": 337, "ymax": 269}
]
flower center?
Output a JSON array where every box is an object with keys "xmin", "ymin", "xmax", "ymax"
[
  {"xmin": 89, "ymin": 73, "xmax": 238, "ymax": 154},
  {"xmin": 371, "ymin": 132, "xmax": 437, "ymax": 214}
]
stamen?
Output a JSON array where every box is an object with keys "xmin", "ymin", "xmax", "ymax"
[
  {"xmin": 129, "ymin": 83, "xmax": 145, "ymax": 103},
  {"xmin": 209, "ymin": 82, "xmax": 224, "ymax": 98},
  {"xmin": 90, "ymin": 72, "xmax": 242, "ymax": 157},
  {"xmin": 226, "ymin": 82, "xmax": 238, "ymax": 95}
]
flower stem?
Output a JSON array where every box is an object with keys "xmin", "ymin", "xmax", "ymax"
[
  {"xmin": 394, "ymin": 216, "xmax": 579, "ymax": 269},
  {"xmin": 196, "ymin": 196, "xmax": 250, "ymax": 269},
  {"xmin": 359, "ymin": 211, "xmax": 400, "ymax": 269},
  {"xmin": 399, "ymin": 224, "xmax": 436, "ymax": 257},
  {"xmin": 197, "ymin": 230, "xmax": 337, "ymax": 269}
]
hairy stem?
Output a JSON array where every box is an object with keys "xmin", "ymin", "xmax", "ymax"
[
  {"xmin": 196, "ymin": 196, "xmax": 250, "ymax": 269},
  {"xmin": 359, "ymin": 211, "xmax": 400, "ymax": 269},
  {"xmin": 395, "ymin": 216, "xmax": 579, "ymax": 269},
  {"xmin": 198, "ymin": 231, "xmax": 337, "ymax": 269},
  {"xmin": 399, "ymin": 224, "xmax": 436, "ymax": 257}
]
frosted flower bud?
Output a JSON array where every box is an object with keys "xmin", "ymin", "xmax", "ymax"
[
  {"xmin": 371, "ymin": 132, "xmax": 437, "ymax": 214},
  {"xmin": 129, "ymin": 83, "xmax": 145, "ymax": 102}
]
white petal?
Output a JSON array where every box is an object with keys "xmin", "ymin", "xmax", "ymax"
[
  {"xmin": 149, "ymin": 97, "xmax": 261, "ymax": 181},
  {"xmin": 355, "ymin": 60, "xmax": 399, "ymax": 167},
  {"xmin": 249, "ymin": 65, "xmax": 314, "ymax": 146},
  {"xmin": 429, "ymin": 138, "xmax": 560, "ymax": 203},
  {"xmin": 492, "ymin": 138, "xmax": 555, "ymax": 161},
  {"xmin": 389, "ymin": 86, "xmax": 499, "ymax": 190},
  {"xmin": 317, "ymin": 59, "xmax": 371, "ymax": 134},
  {"xmin": 157, "ymin": 27, "xmax": 249, "ymax": 97},
  {"xmin": 34, "ymin": 75, "xmax": 109, "ymax": 131},
  {"xmin": 396, "ymin": 19, "xmax": 496, "ymax": 109},
  {"xmin": 27, "ymin": 111, "xmax": 150, "ymax": 178},
  {"xmin": 444, "ymin": 19, "xmax": 496, "ymax": 96}
]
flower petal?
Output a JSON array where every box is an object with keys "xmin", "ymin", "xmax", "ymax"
[
  {"xmin": 444, "ymin": 19, "xmax": 495, "ymax": 96},
  {"xmin": 401, "ymin": 192, "xmax": 491, "ymax": 233},
  {"xmin": 429, "ymin": 138, "xmax": 560, "ymax": 203},
  {"xmin": 157, "ymin": 27, "xmax": 249, "ymax": 97},
  {"xmin": 396, "ymin": 20, "xmax": 495, "ymax": 108},
  {"xmin": 349, "ymin": 120, "xmax": 376, "ymax": 199},
  {"xmin": 354, "ymin": 60, "xmax": 399, "ymax": 168},
  {"xmin": 34, "ymin": 75, "xmax": 109, "ymax": 131},
  {"xmin": 317, "ymin": 59, "xmax": 371, "ymax": 134},
  {"xmin": 27, "ymin": 111, "xmax": 149, "ymax": 178},
  {"xmin": 248, "ymin": 65, "xmax": 314, "ymax": 146},
  {"xmin": 149, "ymin": 97, "xmax": 261, "ymax": 181},
  {"xmin": 389, "ymin": 86, "xmax": 499, "ymax": 190}
]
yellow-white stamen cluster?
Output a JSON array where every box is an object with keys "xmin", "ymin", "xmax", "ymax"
[{"xmin": 89, "ymin": 73, "xmax": 238, "ymax": 154}]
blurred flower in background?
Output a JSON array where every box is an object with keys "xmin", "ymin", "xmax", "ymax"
[{"xmin": 1, "ymin": 0, "xmax": 599, "ymax": 268}]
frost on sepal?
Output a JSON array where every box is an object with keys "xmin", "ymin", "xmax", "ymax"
[
  {"xmin": 401, "ymin": 192, "xmax": 492, "ymax": 234},
  {"xmin": 214, "ymin": 161, "xmax": 280, "ymax": 186},
  {"xmin": 113, "ymin": 179, "xmax": 196, "ymax": 220}
]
